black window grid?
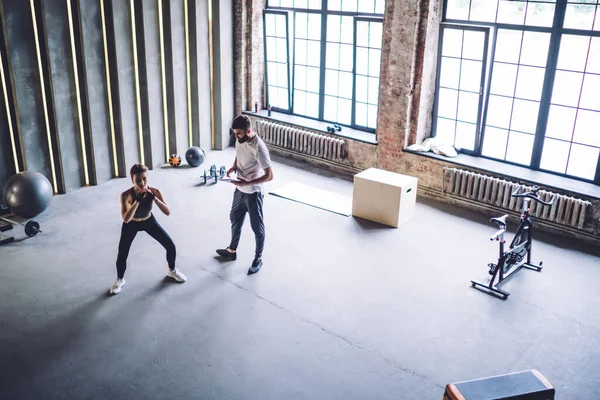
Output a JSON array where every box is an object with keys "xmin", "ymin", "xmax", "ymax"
[
  {"xmin": 481, "ymin": 28, "xmax": 546, "ymax": 165},
  {"xmin": 436, "ymin": 0, "xmax": 600, "ymax": 185},
  {"xmin": 322, "ymin": 14, "xmax": 354, "ymax": 126},
  {"xmin": 542, "ymin": 33, "xmax": 600, "ymax": 179},
  {"xmin": 264, "ymin": 1, "xmax": 383, "ymax": 133},
  {"xmin": 269, "ymin": 0, "xmax": 384, "ymax": 14},
  {"xmin": 352, "ymin": 18, "xmax": 383, "ymax": 130},
  {"xmin": 563, "ymin": 1, "xmax": 600, "ymax": 32},
  {"xmin": 264, "ymin": 11, "xmax": 292, "ymax": 112},
  {"xmin": 432, "ymin": 25, "xmax": 489, "ymax": 155},
  {"xmin": 445, "ymin": 0, "xmax": 558, "ymax": 29},
  {"xmin": 292, "ymin": 12, "xmax": 323, "ymax": 119},
  {"xmin": 268, "ymin": 0, "xmax": 322, "ymax": 10}
]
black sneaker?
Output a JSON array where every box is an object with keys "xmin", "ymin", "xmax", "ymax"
[
  {"xmin": 247, "ymin": 257, "xmax": 263, "ymax": 275},
  {"xmin": 216, "ymin": 248, "xmax": 237, "ymax": 260}
]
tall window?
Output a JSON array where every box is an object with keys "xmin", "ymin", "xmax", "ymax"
[
  {"xmin": 354, "ymin": 19, "xmax": 383, "ymax": 129},
  {"xmin": 265, "ymin": 12, "xmax": 291, "ymax": 111},
  {"xmin": 293, "ymin": 12, "xmax": 322, "ymax": 118},
  {"xmin": 541, "ymin": 34, "xmax": 600, "ymax": 180},
  {"xmin": 435, "ymin": 0, "xmax": 600, "ymax": 185},
  {"xmin": 264, "ymin": 0, "xmax": 384, "ymax": 132}
]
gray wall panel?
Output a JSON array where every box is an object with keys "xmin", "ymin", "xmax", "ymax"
[
  {"xmin": 195, "ymin": 0, "xmax": 211, "ymax": 151},
  {"xmin": 111, "ymin": 0, "xmax": 139, "ymax": 169},
  {"xmin": 0, "ymin": 0, "xmax": 224, "ymax": 190},
  {"xmin": 0, "ymin": 93, "xmax": 13, "ymax": 190},
  {"xmin": 81, "ymin": 0, "xmax": 113, "ymax": 184},
  {"xmin": 4, "ymin": 1, "xmax": 52, "ymax": 180},
  {"xmin": 170, "ymin": 0, "xmax": 188, "ymax": 155},
  {"xmin": 142, "ymin": 0, "xmax": 165, "ymax": 168},
  {"xmin": 43, "ymin": 0, "xmax": 83, "ymax": 191},
  {"xmin": 212, "ymin": 0, "xmax": 234, "ymax": 150},
  {"xmin": 0, "ymin": 1, "xmax": 25, "ymax": 190}
]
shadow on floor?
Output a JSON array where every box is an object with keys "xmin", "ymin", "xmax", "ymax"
[
  {"xmin": 351, "ymin": 216, "xmax": 395, "ymax": 231},
  {"xmin": 0, "ymin": 292, "xmax": 109, "ymax": 393}
]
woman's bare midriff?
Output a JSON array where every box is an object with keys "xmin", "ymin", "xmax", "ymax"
[{"xmin": 131, "ymin": 215, "xmax": 151, "ymax": 222}]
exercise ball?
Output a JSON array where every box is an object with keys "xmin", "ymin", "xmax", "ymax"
[
  {"xmin": 3, "ymin": 171, "xmax": 53, "ymax": 218},
  {"xmin": 185, "ymin": 146, "xmax": 205, "ymax": 168}
]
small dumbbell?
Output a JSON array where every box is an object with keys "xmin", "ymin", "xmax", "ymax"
[
  {"xmin": 326, "ymin": 124, "xmax": 342, "ymax": 133},
  {"xmin": 202, "ymin": 165, "xmax": 230, "ymax": 184},
  {"xmin": 203, "ymin": 167, "xmax": 218, "ymax": 184}
]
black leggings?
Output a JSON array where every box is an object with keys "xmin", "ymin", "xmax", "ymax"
[{"xmin": 116, "ymin": 214, "xmax": 176, "ymax": 279}]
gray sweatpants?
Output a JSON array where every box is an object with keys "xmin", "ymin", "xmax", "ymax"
[{"xmin": 229, "ymin": 189, "xmax": 265, "ymax": 258}]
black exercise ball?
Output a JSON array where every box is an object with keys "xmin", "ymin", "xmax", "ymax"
[
  {"xmin": 3, "ymin": 171, "xmax": 53, "ymax": 218},
  {"xmin": 185, "ymin": 146, "xmax": 205, "ymax": 168}
]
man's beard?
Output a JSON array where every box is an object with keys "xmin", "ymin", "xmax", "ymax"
[{"xmin": 237, "ymin": 134, "xmax": 250, "ymax": 143}]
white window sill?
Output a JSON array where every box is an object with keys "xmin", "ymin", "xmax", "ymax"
[{"xmin": 403, "ymin": 149, "xmax": 600, "ymax": 201}]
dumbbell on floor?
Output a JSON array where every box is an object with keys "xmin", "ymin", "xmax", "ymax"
[
  {"xmin": 202, "ymin": 165, "xmax": 227, "ymax": 184},
  {"xmin": 0, "ymin": 215, "xmax": 42, "ymax": 245}
]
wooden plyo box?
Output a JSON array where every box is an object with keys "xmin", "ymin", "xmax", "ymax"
[
  {"xmin": 352, "ymin": 168, "xmax": 418, "ymax": 228},
  {"xmin": 443, "ymin": 370, "xmax": 555, "ymax": 400}
]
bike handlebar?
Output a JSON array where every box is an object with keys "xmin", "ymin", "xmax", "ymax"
[{"xmin": 511, "ymin": 185, "xmax": 556, "ymax": 206}]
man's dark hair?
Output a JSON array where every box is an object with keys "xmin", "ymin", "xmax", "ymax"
[
  {"xmin": 231, "ymin": 115, "xmax": 252, "ymax": 131},
  {"xmin": 130, "ymin": 163, "xmax": 148, "ymax": 176}
]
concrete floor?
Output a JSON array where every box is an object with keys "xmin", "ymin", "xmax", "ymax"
[{"xmin": 1, "ymin": 147, "xmax": 599, "ymax": 399}]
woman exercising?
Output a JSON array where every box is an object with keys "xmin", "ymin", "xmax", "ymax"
[{"xmin": 110, "ymin": 164, "xmax": 186, "ymax": 294}]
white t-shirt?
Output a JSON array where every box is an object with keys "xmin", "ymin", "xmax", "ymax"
[{"xmin": 235, "ymin": 134, "xmax": 272, "ymax": 194}]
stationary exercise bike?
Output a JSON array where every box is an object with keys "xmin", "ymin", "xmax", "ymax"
[{"xmin": 471, "ymin": 186, "xmax": 556, "ymax": 300}]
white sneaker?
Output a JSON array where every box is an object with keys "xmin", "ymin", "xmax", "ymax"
[
  {"xmin": 167, "ymin": 268, "xmax": 187, "ymax": 283},
  {"xmin": 110, "ymin": 278, "xmax": 126, "ymax": 294}
]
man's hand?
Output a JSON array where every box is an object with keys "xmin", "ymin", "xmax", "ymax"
[
  {"xmin": 231, "ymin": 179, "xmax": 250, "ymax": 187},
  {"xmin": 227, "ymin": 166, "xmax": 237, "ymax": 177}
]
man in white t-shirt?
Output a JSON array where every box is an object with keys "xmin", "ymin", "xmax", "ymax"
[{"xmin": 216, "ymin": 115, "xmax": 273, "ymax": 274}]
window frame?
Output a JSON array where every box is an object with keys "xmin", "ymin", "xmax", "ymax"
[
  {"xmin": 352, "ymin": 16, "xmax": 384, "ymax": 131},
  {"xmin": 435, "ymin": 0, "xmax": 600, "ymax": 186},
  {"xmin": 264, "ymin": 2, "xmax": 384, "ymax": 133},
  {"xmin": 263, "ymin": 10, "xmax": 292, "ymax": 113},
  {"xmin": 292, "ymin": 10, "xmax": 324, "ymax": 120},
  {"xmin": 432, "ymin": 24, "xmax": 490, "ymax": 156}
]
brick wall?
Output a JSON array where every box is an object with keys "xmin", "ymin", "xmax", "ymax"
[{"xmin": 234, "ymin": 0, "xmax": 266, "ymax": 116}]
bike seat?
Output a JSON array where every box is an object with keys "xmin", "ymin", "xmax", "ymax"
[{"xmin": 490, "ymin": 215, "xmax": 508, "ymax": 227}]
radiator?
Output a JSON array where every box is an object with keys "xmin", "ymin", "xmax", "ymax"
[
  {"xmin": 443, "ymin": 167, "xmax": 592, "ymax": 229},
  {"xmin": 255, "ymin": 120, "xmax": 346, "ymax": 162}
]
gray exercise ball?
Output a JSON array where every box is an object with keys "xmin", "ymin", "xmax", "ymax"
[
  {"xmin": 185, "ymin": 146, "xmax": 205, "ymax": 168},
  {"xmin": 3, "ymin": 171, "xmax": 53, "ymax": 218}
]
